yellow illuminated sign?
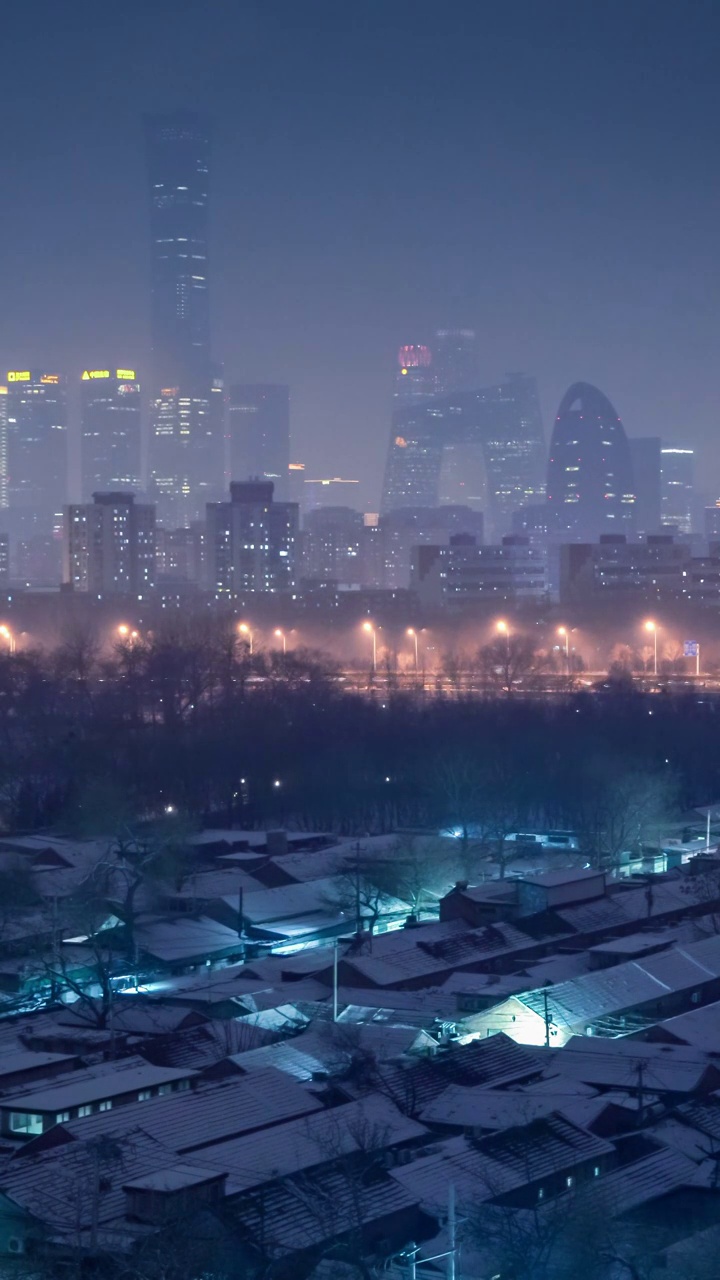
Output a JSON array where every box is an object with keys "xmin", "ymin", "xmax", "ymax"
[
  {"xmin": 81, "ymin": 370, "xmax": 110, "ymax": 381},
  {"xmin": 7, "ymin": 372, "xmax": 30, "ymax": 382},
  {"xmin": 0, "ymin": 388, "xmax": 7, "ymax": 396},
  {"xmin": 40, "ymin": 374, "xmax": 59, "ymax": 385},
  {"xmin": 116, "ymin": 369, "xmax": 136, "ymax": 380}
]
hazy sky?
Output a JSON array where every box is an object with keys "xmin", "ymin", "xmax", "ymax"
[{"xmin": 2, "ymin": 0, "xmax": 720, "ymax": 506}]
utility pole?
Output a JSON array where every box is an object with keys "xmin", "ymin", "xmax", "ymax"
[
  {"xmin": 543, "ymin": 987, "xmax": 551, "ymax": 1047},
  {"xmin": 333, "ymin": 939, "xmax": 338, "ymax": 1023},
  {"xmin": 637, "ymin": 1060, "xmax": 646, "ymax": 1125},
  {"xmin": 447, "ymin": 1183, "xmax": 456, "ymax": 1280}
]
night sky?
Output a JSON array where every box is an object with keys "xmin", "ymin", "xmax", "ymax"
[{"xmin": 2, "ymin": 0, "xmax": 720, "ymax": 506}]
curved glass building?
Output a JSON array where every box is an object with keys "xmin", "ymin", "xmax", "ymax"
[{"xmin": 547, "ymin": 382, "xmax": 636, "ymax": 541}]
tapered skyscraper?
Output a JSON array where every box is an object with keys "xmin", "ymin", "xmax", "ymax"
[{"xmin": 144, "ymin": 112, "xmax": 222, "ymax": 526}]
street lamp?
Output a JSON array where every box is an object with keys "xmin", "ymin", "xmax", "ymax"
[
  {"xmin": 274, "ymin": 628, "xmax": 286, "ymax": 655},
  {"xmin": 407, "ymin": 627, "xmax": 419, "ymax": 672},
  {"xmin": 0, "ymin": 626, "xmax": 15, "ymax": 655},
  {"xmin": 558, "ymin": 625, "xmax": 570, "ymax": 672},
  {"xmin": 117, "ymin": 624, "xmax": 129, "ymax": 638},
  {"xmin": 644, "ymin": 620, "xmax": 658, "ymax": 676},
  {"xmin": 363, "ymin": 620, "xmax": 377, "ymax": 672},
  {"xmin": 238, "ymin": 622, "xmax": 253, "ymax": 655},
  {"xmin": 496, "ymin": 618, "xmax": 510, "ymax": 654}
]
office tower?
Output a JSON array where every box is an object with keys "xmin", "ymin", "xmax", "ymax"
[
  {"xmin": 382, "ymin": 373, "xmax": 545, "ymax": 535},
  {"xmin": 288, "ymin": 462, "xmax": 306, "ymax": 507},
  {"xmin": 0, "ymin": 386, "xmax": 7, "ymax": 509},
  {"xmin": 81, "ymin": 368, "xmax": 141, "ymax": 497},
  {"xmin": 661, "ymin": 446, "xmax": 694, "ymax": 533},
  {"xmin": 433, "ymin": 329, "xmax": 479, "ymax": 393},
  {"xmin": 144, "ymin": 112, "xmax": 221, "ymax": 526},
  {"xmin": 205, "ymin": 481, "xmax": 299, "ymax": 594},
  {"xmin": 5, "ymin": 370, "xmax": 67, "ymax": 523},
  {"xmin": 64, "ymin": 492, "xmax": 156, "ymax": 595},
  {"xmin": 228, "ymin": 385, "xmax": 290, "ymax": 499},
  {"xmin": 395, "ymin": 345, "xmax": 436, "ymax": 403},
  {"xmin": 629, "ymin": 437, "xmax": 662, "ymax": 534},
  {"xmin": 546, "ymin": 382, "xmax": 636, "ymax": 542}
]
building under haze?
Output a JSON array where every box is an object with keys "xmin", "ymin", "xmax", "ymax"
[
  {"xmin": 411, "ymin": 533, "xmax": 547, "ymax": 609},
  {"xmin": 144, "ymin": 112, "xmax": 222, "ymax": 526},
  {"xmin": 205, "ymin": 481, "xmax": 299, "ymax": 595},
  {"xmin": 65, "ymin": 492, "xmax": 156, "ymax": 595},
  {"xmin": 382, "ymin": 372, "xmax": 545, "ymax": 535},
  {"xmin": 546, "ymin": 382, "xmax": 636, "ymax": 542},
  {"xmin": 81, "ymin": 368, "xmax": 141, "ymax": 498},
  {"xmin": 661, "ymin": 446, "xmax": 694, "ymax": 533},
  {"xmin": 628, "ymin": 437, "xmax": 662, "ymax": 535},
  {"xmin": 0, "ymin": 386, "xmax": 7, "ymax": 510},
  {"xmin": 433, "ymin": 328, "xmax": 480, "ymax": 393},
  {"xmin": 228, "ymin": 385, "xmax": 290, "ymax": 500},
  {"xmin": 5, "ymin": 370, "xmax": 67, "ymax": 522}
]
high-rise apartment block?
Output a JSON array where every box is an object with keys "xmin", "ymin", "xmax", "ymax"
[
  {"xmin": 145, "ymin": 112, "xmax": 221, "ymax": 526},
  {"xmin": 228, "ymin": 385, "xmax": 290, "ymax": 499},
  {"xmin": 205, "ymin": 481, "xmax": 299, "ymax": 595},
  {"xmin": 81, "ymin": 368, "xmax": 141, "ymax": 497},
  {"xmin": 64, "ymin": 492, "xmax": 156, "ymax": 595}
]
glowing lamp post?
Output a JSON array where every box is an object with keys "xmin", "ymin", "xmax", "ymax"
[
  {"xmin": 558, "ymin": 626, "xmax": 570, "ymax": 673},
  {"xmin": 238, "ymin": 623, "xmax": 253, "ymax": 654},
  {"xmin": 0, "ymin": 626, "xmax": 14, "ymax": 655},
  {"xmin": 274, "ymin": 628, "xmax": 286, "ymax": 655},
  {"xmin": 363, "ymin": 620, "xmax": 377, "ymax": 672},
  {"xmin": 407, "ymin": 627, "xmax": 419, "ymax": 672},
  {"xmin": 644, "ymin": 620, "xmax": 658, "ymax": 676}
]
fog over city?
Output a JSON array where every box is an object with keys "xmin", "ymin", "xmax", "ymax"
[{"xmin": 1, "ymin": 5, "xmax": 720, "ymax": 1280}]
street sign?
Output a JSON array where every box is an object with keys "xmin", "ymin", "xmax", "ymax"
[{"xmin": 684, "ymin": 641, "xmax": 699, "ymax": 657}]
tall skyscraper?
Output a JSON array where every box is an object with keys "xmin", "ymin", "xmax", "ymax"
[
  {"xmin": 0, "ymin": 386, "xmax": 8, "ymax": 510},
  {"xmin": 228, "ymin": 384, "xmax": 290, "ymax": 499},
  {"xmin": 382, "ymin": 372, "xmax": 545, "ymax": 534},
  {"xmin": 5, "ymin": 370, "xmax": 67, "ymax": 524},
  {"xmin": 144, "ymin": 112, "xmax": 221, "ymax": 526},
  {"xmin": 433, "ymin": 329, "xmax": 479, "ymax": 393},
  {"xmin": 205, "ymin": 481, "xmax": 299, "ymax": 595},
  {"xmin": 395, "ymin": 345, "xmax": 436, "ymax": 403},
  {"xmin": 81, "ymin": 368, "xmax": 141, "ymax": 498},
  {"xmin": 628, "ymin": 437, "xmax": 662, "ymax": 535},
  {"xmin": 661, "ymin": 447, "xmax": 694, "ymax": 533},
  {"xmin": 546, "ymin": 382, "xmax": 636, "ymax": 542},
  {"xmin": 64, "ymin": 492, "xmax": 156, "ymax": 595}
]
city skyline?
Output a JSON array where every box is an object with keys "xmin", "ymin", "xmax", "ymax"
[{"xmin": 1, "ymin": 1, "xmax": 720, "ymax": 511}]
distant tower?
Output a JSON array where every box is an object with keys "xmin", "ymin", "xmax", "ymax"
[
  {"xmin": 661, "ymin": 447, "xmax": 694, "ymax": 533},
  {"xmin": 394, "ymin": 345, "xmax": 436, "ymax": 403},
  {"xmin": 228, "ymin": 385, "xmax": 290, "ymax": 500},
  {"xmin": 81, "ymin": 367, "xmax": 141, "ymax": 498},
  {"xmin": 144, "ymin": 112, "xmax": 221, "ymax": 525},
  {"xmin": 628, "ymin": 437, "xmax": 662, "ymax": 535},
  {"xmin": 433, "ymin": 329, "xmax": 479, "ymax": 393},
  {"xmin": 546, "ymin": 382, "xmax": 636, "ymax": 541},
  {"xmin": 5, "ymin": 370, "xmax": 67, "ymax": 523}
]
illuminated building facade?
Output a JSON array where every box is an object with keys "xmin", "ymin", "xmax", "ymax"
[
  {"xmin": 5, "ymin": 370, "xmax": 67, "ymax": 526},
  {"xmin": 0, "ymin": 386, "xmax": 7, "ymax": 509},
  {"xmin": 546, "ymin": 382, "xmax": 636, "ymax": 542},
  {"xmin": 64, "ymin": 491, "xmax": 156, "ymax": 595},
  {"xmin": 205, "ymin": 480, "xmax": 299, "ymax": 595},
  {"xmin": 144, "ymin": 112, "xmax": 221, "ymax": 525},
  {"xmin": 81, "ymin": 369, "xmax": 141, "ymax": 497},
  {"xmin": 382, "ymin": 372, "xmax": 545, "ymax": 533},
  {"xmin": 661, "ymin": 446, "xmax": 694, "ymax": 533},
  {"xmin": 228, "ymin": 384, "xmax": 290, "ymax": 500}
]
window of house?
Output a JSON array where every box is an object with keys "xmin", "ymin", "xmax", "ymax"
[
  {"xmin": 157, "ymin": 1084, "xmax": 173, "ymax": 1097},
  {"xmin": 78, "ymin": 1105, "xmax": 92, "ymax": 1117},
  {"xmin": 55, "ymin": 1111, "xmax": 70, "ymax": 1123},
  {"xmin": 138, "ymin": 1090, "xmax": 152, "ymax": 1102},
  {"xmin": 537, "ymin": 1187, "xmax": 544, "ymax": 1201},
  {"xmin": 566, "ymin": 1175, "xmax": 574, "ymax": 1189},
  {"xmin": 9, "ymin": 1113, "xmax": 43, "ymax": 1135},
  {"xmin": 98, "ymin": 1100, "xmax": 113, "ymax": 1112}
]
